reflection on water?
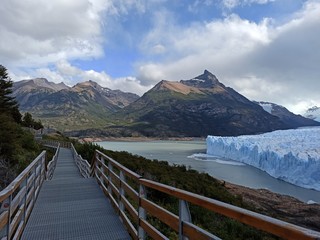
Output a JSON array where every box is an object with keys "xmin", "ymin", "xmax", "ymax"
[{"xmin": 96, "ymin": 140, "xmax": 320, "ymax": 203}]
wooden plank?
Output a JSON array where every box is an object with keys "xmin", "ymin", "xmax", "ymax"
[
  {"xmin": 109, "ymin": 181, "xmax": 120, "ymax": 199},
  {"xmin": 121, "ymin": 196, "xmax": 138, "ymax": 224},
  {"xmin": 96, "ymin": 150, "xmax": 141, "ymax": 180},
  {"xmin": 35, "ymin": 164, "xmax": 42, "ymax": 177},
  {"xmin": 100, "ymin": 183, "xmax": 120, "ymax": 212},
  {"xmin": 96, "ymin": 167, "xmax": 109, "ymax": 187},
  {"xmin": 12, "ymin": 221, "xmax": 24, "ymax": 240},
  {"xmin": 140, "ymin": 198, "xmax": 179, "ymax": 232},
  {"xmin": 0, "ymin": 151, "xmax": 46, "ymax": 202},
  {"xmin": 119, "ymin": 210, "xmax": 138, "ymax": 239},
  {"xmin": 109, "ymin": 170, "xmax": 121, "ymax": 188},
  {"xmin": 109, "ymin": 191, "xmax": 120, "ymax": 211},
  {"xmin": 10, "ymin": 186, "xmax": 26, "ymax": 215},
  {"xmin": 0, "ymin": 211, "xmax": 8, "ymax": 229},
  {"xmin": 26, "ymin": 188, "xmax": 34, "ymax": 206},
  {"xmin": 27, "ymin": 173, "xmax": 35, "ymax": 189},
  {"xmin": 140, "ymin": 218, "xmax": 169, "ymax": 240},
  {"xmin": 121, "ymin": 181, "xmax": 139, "ymax": 203},
  {"xmin": 99, "ymin": 160, "xmax": 109, "ymax": 174},
  {"xmin": 10, "ymin": 206, "xmax": 23, "ymax": 234},
  {"xmin": 183, "ymin": 221, "xmax": 221, "ymax": 240},
  {"xmin": 139, "ymin": 179, "xmax": 320, "ymax": 240}
]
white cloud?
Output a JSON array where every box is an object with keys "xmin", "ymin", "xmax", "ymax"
[
  {"xmin": 222, "ymin": 0, "xmax": 275, "ymax": 9},
  {"xmin": 14, "ymin": 60, "xmax": 151, "ymax": 95},
  {"xmin": 3, "ymin": 0, "xmax": 320, "ymax": 115},
  {"xmin": 138, "ymin": 13, "xmax": 271, "ymax": 83},
  {"xmin": 137, "ymin": 0, "xmax": 320, "ymax": 114},
  {"xmin": 222, "ymin": 0, "xmax": 240, "ymax": 9},
  {"xmin": 0, "ymin": 0, "xmax": 108, "ymax": 68}
]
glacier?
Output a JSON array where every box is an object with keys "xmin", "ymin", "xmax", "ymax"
[{"xmin": 206, "ymin": 127, "xmax": 320, "ymax": 191}]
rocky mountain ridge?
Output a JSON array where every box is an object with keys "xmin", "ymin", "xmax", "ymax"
[
  {"xmin": 108, "ymin": 70, "xmax": 287, "ymax": 137},
  {"xmin": 12, "ymin": 71, "xmax": 319, "ymax": 137},
  {"xmin": 12, "ymin": 78, "xmax": 139, "ymax": 130},
  {"xmin": 256, "ymin": 101, "xmax": 320, "ymax": 128}
]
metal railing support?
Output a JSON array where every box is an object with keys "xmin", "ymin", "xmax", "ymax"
[
  {"xmin": 107, "ymin": 160, "xmax": 112, "ymax": 196},
  {"xmin": 119, "ymin": 171, "xmax": 125, "ymax": 212},
  {"xmin": 179, "ymin": 200, "xmax": 192, "ymax": 240},
  {"xmin": 138, "ymin": 184, "xmax": 146, "ymax": 240}
]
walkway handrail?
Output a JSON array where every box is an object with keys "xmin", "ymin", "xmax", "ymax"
[
  {"xmin": 46, "ymin": 143, "xmax": 60, "ymax": 180},
  {"xmin": 70, "ymin": 144, "xmax": 91, "ymax": 178},
  {"xmin": 0, "ymin": 151, "xmax": 46, "ymax": 240},
  {"xmin": 40, "ymin": 140, "xmax": 71, "ymax": 149},
  {"xmin": 92, "ymin": 149, "xmax": 320, "ymax": 240}
]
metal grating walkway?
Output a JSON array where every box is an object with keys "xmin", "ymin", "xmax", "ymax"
[{"xmin": 21, "ymin": 148, "xmax": 131, "ymax": 240}]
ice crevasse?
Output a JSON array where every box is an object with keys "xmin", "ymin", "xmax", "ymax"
[{"xmin": 206, "ymin": 127, "xmax": 320, "ymax": 191}]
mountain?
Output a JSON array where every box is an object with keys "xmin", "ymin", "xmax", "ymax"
[
  {"xmin": 110, "ymin": 70, "xmax": 287, "ymax": 137},
  {"xmin": 256, "ymin": 101, "xmax": 320, "ymax": 128},
  {"xmin": 14, "ymin": 72, "xmax": 318, "ymax": 138},
  {"xmin": 12, "ymin": 79, "xmax": 139, "ymax": 130},
  {"xmin": 304, "ymin": 106, "xmax": 320, "ymax": 122}
]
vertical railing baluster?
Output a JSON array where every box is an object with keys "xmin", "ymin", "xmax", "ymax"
[
  {"xmin": 32, "ymin": 164, "xmax": 36, "ymax": 206},
  {"xmin": 94, "ymin": 152, "xmax": 99, "ymax": 178},
  {"xmin": 107, "ymin": 160, "xmax": 112, "ymax": 196},
  {"xmin": 179, "ymin": 200, "xmax": 192, "ymax": 240},
  {"xmin": 119, "ymin": 171, "xmax": 125, "ymax": 212},
  {"xmin": 23, "ymin": 176, "xmax": 28, "ymax": 228},
  {"xmin": 138, "ymin": 184, "xmax": 146, "ymax": 240},
  {"xmin": 7, "ymin": 195, "xmax": 12, "ymax": 240}
]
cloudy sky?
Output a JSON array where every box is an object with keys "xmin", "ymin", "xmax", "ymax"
[{"xmin": 1, "ymin": 0, "xmax": 319, "ymax": 114}]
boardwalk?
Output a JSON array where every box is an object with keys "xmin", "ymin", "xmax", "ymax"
[{"xmin": 21, "ymin": 148, "xmax": 130, "ymax": 240}]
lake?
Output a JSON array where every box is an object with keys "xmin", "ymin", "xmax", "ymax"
[{"xmin": 96, "ymin": 140, "xmax": 320, "ymax": 203}]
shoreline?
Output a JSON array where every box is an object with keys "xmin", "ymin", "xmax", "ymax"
[
  {"xmin": 79, "ymin": 136, "xmax": 205, "ymax": 142},
  {"xmin": 225, "ymin": 181, "xmax": 320, "ymax": 231}
]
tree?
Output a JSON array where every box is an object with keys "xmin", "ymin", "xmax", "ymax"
[
  {"xmin": 22, "ymin": 112, "xmax": 44, "ymax": 130},
  {"xmin": 0, "ymin": 65, "xmax": 21, "ymax": 123},
  {"xmin": 22, "ymin": 112, "xmax": 33, "ymax": 127},
  {"xmin": 0, "ymin": 65, "xmax": 40, "ymax": 188}
]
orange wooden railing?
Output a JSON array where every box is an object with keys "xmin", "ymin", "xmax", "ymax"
[
  {"xmin": 0, "ymin": 144, "xmax": 60, "ymax": 240},
  {"xmin": 90, "ymin": 149, "xmax": 320, "ymax": 240},
  {"xmin": 0, "ymin": 152, "xmax": 46, "ymax": 240}
]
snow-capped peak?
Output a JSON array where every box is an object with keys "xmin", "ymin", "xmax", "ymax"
[
  {"xmin": 259, "ymin": 102, "xmax": 273, "ymax": 114},
  {"xmin": 304, "ymin": 106, "xmax": 320, "ymax": 122},
  {"xmin": 191, "ymin": 78, "xmax": 206, "ymax": 82},
  {"xmin": 256, "ymin": 101, "xmax": 285, "ymax": 114}
]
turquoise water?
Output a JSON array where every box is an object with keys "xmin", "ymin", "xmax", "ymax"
[{"xmin": 96, "ymin": 140, "xmax": 320, "ymax": 203}]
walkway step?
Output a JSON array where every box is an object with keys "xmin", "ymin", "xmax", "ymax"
[{"xmin": 22, "ymin": 148, "xmax": 130, "ymax": 240}]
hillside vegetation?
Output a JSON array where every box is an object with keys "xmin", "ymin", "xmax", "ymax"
[{"xmin": 0, "ymin": 65, "xmax": 42, "ymax": 189}]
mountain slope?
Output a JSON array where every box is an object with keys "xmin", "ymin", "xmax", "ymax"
[
  {"xmin": 256, "ymin": 101, "xmax": 320, "ymax": 128},
  {"xmin": 12, "ymin": 79, "xmax": 139, "ymax": 130},
  {"xmin": 111, "ymin": 70, "xmax": 286, "ymax": 137},
  {"xmin": 304, "ymin": 106, "xmax": 320, "ymax": 122}
]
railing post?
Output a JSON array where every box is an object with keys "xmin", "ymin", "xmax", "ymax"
[
  {"xmin": 138, "ymin": 184, "xmax": 146, "ymax": 240},
  {"xmin": 94, "ymin": 153, "xmax": 100, "ymax": 178},
  {"xmin": 41, "ymin": 153, "xmax": 45, "ymax": 184},
  {"xmin": 90, "ymin": 151, "xmax": 97, "ymax": 177},
  {"xmin": 6, "ymin": 194, "xmax": 13, "ymax": 240},
  {"xmin": 119, "ymin": 171, "xmax": 125, "ymax": 212},
  {"xmin": 107, "ymin": 160, "xmax": 112, "ymax": 196},
  {"xmin": 179, "ymin": 199, "xmax": 192, "ymax": 240},
  {"xmin": 32, "ymin": 164, "xmax": 36, "ymax": 203},
  {"xmin": 23, "ymin": 176, "xmax": 28, "ymax": 228}
]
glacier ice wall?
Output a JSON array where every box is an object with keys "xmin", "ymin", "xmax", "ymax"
[{"xmin": 206, "ymin": 127, "xmax": 320, "ymax": 191}]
